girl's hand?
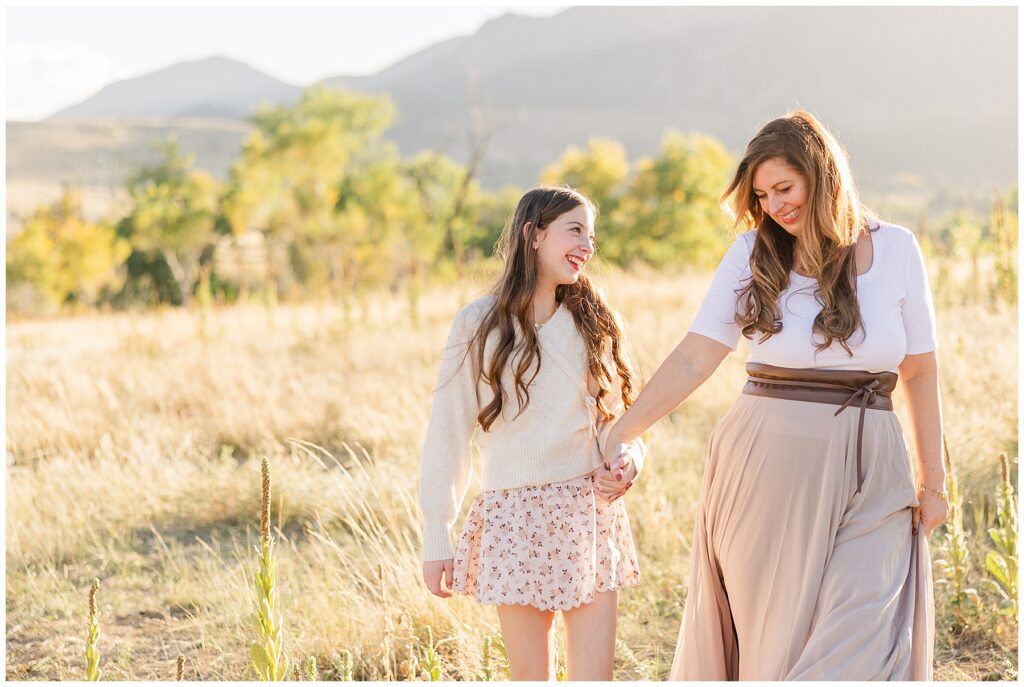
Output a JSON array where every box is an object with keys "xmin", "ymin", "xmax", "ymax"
[
  {"xmin": 913, "ymin": 487, "xmax": 949, "ymax": 537},
  {"xmin": 593, "ymin": 448, "xmax": 637, "ymax": 502},
  {"xmin": 422, "ymin": 559, "xmax": 454, "ymax": 598}
]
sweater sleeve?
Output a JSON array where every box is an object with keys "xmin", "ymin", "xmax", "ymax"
[{"xmin": 417, "ymin": 306, "xmax": 481, "ymax": 561}]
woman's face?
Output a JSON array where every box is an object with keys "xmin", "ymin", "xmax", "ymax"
[
  {"xmin": 530, "ymin": 203, "xmax": 596, "ymax": 287},
  {"xmin": 752, "ymin": 157, "xmax": 809, "ymax": 236}
]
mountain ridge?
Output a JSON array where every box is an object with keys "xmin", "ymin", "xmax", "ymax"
[{"xmin": 10, "ymin": 6, "xmax": 1016, "ymax": 216}]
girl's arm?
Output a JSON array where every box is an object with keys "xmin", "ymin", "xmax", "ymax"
[
  {"xmin": 898, "ymin": 351, "xmax": 948, "ymax": 536},
  {"xmin": 607, "ymin": 332, "xmax": 730, "ymax": 450},
  {"xmin": 418, "ymin": 306, "xmax": 480, "ymax": 566}
]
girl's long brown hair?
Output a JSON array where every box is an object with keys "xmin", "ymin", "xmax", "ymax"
[
  {"xmin": 722, "ymin": 110, "xmax": 876, "ymax": 355},
  {"xmin": 468, "ymin": 186, "xmax": 638, "ymax": 431}
]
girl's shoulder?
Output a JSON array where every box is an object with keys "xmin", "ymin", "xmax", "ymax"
[{"xmin": 454, "ymin": 294, "xmax": 497, "ymax": 332}]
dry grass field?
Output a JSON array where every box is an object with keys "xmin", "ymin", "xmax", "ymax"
[{"xmin": 6, "ymin": 260, "xmax": 1018, "ymax": 680}]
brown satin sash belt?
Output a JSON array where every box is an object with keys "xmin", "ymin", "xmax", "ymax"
[{"xmin": 742, "ymin": 363, "xmax": 899, "ymax": 494}]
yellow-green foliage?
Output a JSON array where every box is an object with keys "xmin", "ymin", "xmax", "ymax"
[
  {"xmin": 123, "ymin": 139, "xmax": 219, "ymax": 306},
  {"xmin": 304, "ymin": 655, "xmax": 318, "ymax": 680},
  {"xmin": 935, "ymin": 443, "xmax": 980, "ymax": 634},
  {"xmin": 7, "ymin": 191, "xmax": 130, "ymax": 312},
  {"xmin": 541, "ymin": 137, "xmax": 630, "ymax": 220},
  {"xmin": 85, "ymin": 578, "xmax": 101, "ymax": 681},
  {"xmin": 980, "ymin": 454, "xmax": 1018, "ymax": 618},
  {"xmin": 337, "ymin": 649, "xmax": 353, "ymax": 681},
  {"xmin": 250, "ymin": 457, "xmax": 290, "ymax": 681}
]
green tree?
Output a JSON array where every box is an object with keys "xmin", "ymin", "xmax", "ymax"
[
  {"xmin": 122, "ymin": 139, "xmax": 219, "ymax": 305},
  {"xmin": 540, "ymin": 138, "xmax": 629, "ymax": 220},
  {"xmin": 464, "ymin": 185, "xmax": 525, "ymax": 260},
  {"xmin": 609, "ymin": 131, "xmax": 732, "ymax": 268},
  {"xmin": 7, "ymin": 191, "xmax": 130, "ymax": 313},
  {"xmin": 223, "ymin": 85, "xmax": 396, "ymax": 298}
]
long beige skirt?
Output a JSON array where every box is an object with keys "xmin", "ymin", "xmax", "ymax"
[{"xmin": 670, "ymin": 394, "xmax": 934, "ymax": 680}]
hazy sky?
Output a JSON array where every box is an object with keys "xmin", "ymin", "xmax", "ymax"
[{"xmin": 6, "ymin": 5, "xmax": 566, "ymax": 120}]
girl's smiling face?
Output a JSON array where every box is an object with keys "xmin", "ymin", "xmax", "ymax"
[
  {"xmin": 530, "ymin": 203, "xmax": 596, "ymax": 286},
  {"xmin": 752, "ymin": 157, "xmax": 809, "ymax": 236}
]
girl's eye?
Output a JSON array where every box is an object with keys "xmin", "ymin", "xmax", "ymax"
[
  {"xmin": 571, "ymin": 227, "xmax": 581, "ymax": 233},
  {"xmin": 780, "ymin": 187, "xmax": 791, "ymax": 193}
]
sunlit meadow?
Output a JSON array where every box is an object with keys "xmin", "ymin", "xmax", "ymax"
[{"xmin": 6, "ymin": 258, "xmax": 1017, "ymax": 680}]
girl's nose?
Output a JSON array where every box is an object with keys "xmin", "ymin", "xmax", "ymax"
[
  {"xmin": 580, "ymin": 236, "xmax": 595, "ymax": 253},
  {"xmin": 769, "ymin": 196, "xmax": 784, "ymax": 213}
]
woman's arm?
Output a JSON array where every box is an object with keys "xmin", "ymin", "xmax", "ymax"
[
  {"xmin": 602, "ymin": 233, "xmax": 750, "ymax": 480},
  {"xmin": 608, "ymin": 332, "xmax": 731, "ymax": 448},
  {"xmin": 898, "ymin": 351, "xmax": 948, "ymax": 536}
]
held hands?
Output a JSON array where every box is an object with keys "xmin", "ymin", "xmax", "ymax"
[
  {"xmin": 422, "ymin": 559, "xmax": 454, "ymax": 598},
  {"xmin": 594, "ymin": 440, "xmax": 638, "ymax": 502}
]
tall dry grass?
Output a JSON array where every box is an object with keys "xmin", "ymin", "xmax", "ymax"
[{"xmin": 6, "ymin": 259, "xmax": 1017, "ymax": 680}]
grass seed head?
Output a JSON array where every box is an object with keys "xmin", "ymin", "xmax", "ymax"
[{"xmin": 260, "ymin": 456, "xmax": 271, "ymax": 543}]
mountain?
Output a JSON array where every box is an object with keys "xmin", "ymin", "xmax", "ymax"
[
  {"xmin": 8, "ymin": 6, "xmax": 1017, "ymax": 228},
  {"xmin": 318, "ymin": 6, "xmax": 1016, "ymax": 191},
  {"xmin": 50, "ymin": 56, "xmax": 302, "ymax": 119}
]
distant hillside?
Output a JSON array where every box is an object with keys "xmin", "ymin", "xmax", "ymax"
[
  {"xmin": 320, "ymin": 5, "xmax": 1017, "ymax": 191},
  {"xmin": 6, "ymin": 118, "xmax": 252, "ymax": 229},
  {"xmin": 8, "ymin": 6, "xmax": 1017, "ymax": 229},
  {"xmin": 50, "ymin": 56, "xmax": 301, "ymax": 119}
]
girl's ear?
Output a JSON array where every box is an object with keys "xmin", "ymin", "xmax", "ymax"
[{"xmin": 523, "ymin": 221, "xmax": 543, "ymax": 249}]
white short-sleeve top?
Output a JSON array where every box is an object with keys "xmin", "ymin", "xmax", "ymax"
[{"xmin": 688, "ymin": 220, "xmax": 938, "ymax": 373}]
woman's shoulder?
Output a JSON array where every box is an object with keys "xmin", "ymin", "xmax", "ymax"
[
  {"xmin": 718, "ymin": 229, "xmax": 756, "ymax": 261},
  {"xmin": 869, "ymin": 218, "xmax": 926, "ymax": 268},
  {"xmin": 871, "ymin": 218, "xmax": 920, "ymax": 247},
  {"xmin": 735, "ymin": 229, "xmax": 757, "ymax": 249}
]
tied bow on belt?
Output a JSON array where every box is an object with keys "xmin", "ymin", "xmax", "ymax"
[{"xmin": 741, "ymin": 363, "xmax": 898, "ymax": 494}]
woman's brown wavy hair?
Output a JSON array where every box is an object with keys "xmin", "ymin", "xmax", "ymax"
[
  {"xmin": 468, "ymin": 186, "xmax": 638, "ymax": 431},
  {"xmin": 722, "ymin": 110, "xmax": 876, "ymax": 355}
]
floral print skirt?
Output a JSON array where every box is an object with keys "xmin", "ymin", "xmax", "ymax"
[{"xmin": 451, "ymin": 473, "xmax": 641, "ymax": 612}]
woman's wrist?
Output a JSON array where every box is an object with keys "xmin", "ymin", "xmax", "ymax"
[
  {"xmin": 609, "ymin": 416, "xmax": 638, "ymax": 447},
  {"xmin": 917, "ymin": 483, "xmax": 948, "ymax": 500},
  {"xmin": 916, "ymin": 460, "xmax": 945, "ymax": 492}
]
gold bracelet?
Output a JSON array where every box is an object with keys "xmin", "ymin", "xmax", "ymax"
[{"xmin": 917, "ymin": 484, "xmax": 948, "ymax": 501}]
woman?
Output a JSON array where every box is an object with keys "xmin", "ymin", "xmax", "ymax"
[{"xmin": 603, "ymin": 111, "xmax": 947, "ymax": 680}]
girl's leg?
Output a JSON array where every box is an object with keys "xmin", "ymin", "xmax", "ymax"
[
  {"xmin": 562, "ymin": 590, "xmax": 618, "ymax": 681},
  {"xmin": 496, "ymin": 604, "xmax": 557, "ymax": 681}
]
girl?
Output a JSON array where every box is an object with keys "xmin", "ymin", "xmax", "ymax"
[
  {"xmin": 418, "ymin": 186, "xmax": 646, "ymax": 681},
  {"xmin": 604, "ymin": 111, "xmax": 946, "ymax": 680}
]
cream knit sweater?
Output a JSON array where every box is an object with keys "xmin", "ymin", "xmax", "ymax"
[{"xmin": 418, "ymin": 295, "xmax": 646, "ymax": 562}]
